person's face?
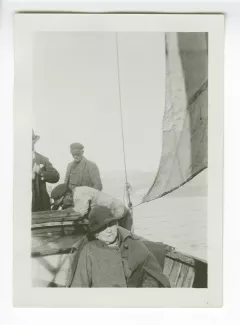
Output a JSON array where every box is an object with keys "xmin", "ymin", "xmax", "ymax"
[
  {"xmin": 52, "ymin": 196, "xmax": 64, "ymax": 207},
  {"xmin": 95, "ymin": 221, "xmax": 118, "ymax": 245},
  {"xmin": 72, "ymin": 150, "xmax": 84, "ymax": 163},
  {"xmin": 63, "ymin": 191, "xmax": 74, "ymax": 207}
]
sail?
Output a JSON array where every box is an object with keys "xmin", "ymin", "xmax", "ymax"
[{"xmin": 142, "ymin": 33, "xmax": 208, "ymax": 203}]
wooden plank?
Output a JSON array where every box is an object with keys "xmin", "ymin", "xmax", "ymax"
[
  {"xmin": 32, "ymin": 230, "xmax": 68, "ymax": 237},
  {"xmin": 183, "ymin": 267, "xmax": 195, "ymax": 288},
  {"xmin": 33, "ymin": 232, "xmax": 64, "ymax": 238},
  {"xmin": 32, "ymin": 210, "xmax": 80, "ymax": 218},
  {"xmin": 32, "ymin": 220, "xmax": 88, "ymax": 229},
  {"xmin": 163, "ymin": 257, "xmax": 174, "ymax": 278},
  {"xmin": 169, "ymin": 261, "xmax": 182, "ymax": 287},
  {"xmin": 32, "ymin": 212, "xmax": 83, "ymax": 219},
  {"xmin": 165, "ymin": 251, "xmax": 195, "ymax": 267},
  {"xmin": 176, "ymin": 264, "xmax": 189, "ymax": 287},
  {"xmin": 32, "ymin": 225, "xmax": 87, "ymax": 234},
  {"xmin": 32, "ymin": 217, "xmax": 88, "ymax": 224}
]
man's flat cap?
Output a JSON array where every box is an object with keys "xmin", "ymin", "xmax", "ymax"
[
  {"xmin": 70, "ymin": 143, "xmax": 84, "ymax": 152},
  {"xmin": 51, "ymin": 183, "xmax": 69, "ymax": 199}
]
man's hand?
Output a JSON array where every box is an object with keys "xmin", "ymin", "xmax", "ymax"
[
  {"xmin": 32, "ymin": 163, "xmax": 44, "ymax": 180},
  {"xmin": 33, "ymin": 163, "xmax": 41, "ymax": 174}
]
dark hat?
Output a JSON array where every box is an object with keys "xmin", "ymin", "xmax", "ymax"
[
  {"xmin": 32, "ymin": 130, "xmax": 40, "ymax": 143},
  {"xmin": 51, "ymin": 183, "xmax": 69, "ymax": 200},
  {"xmin": 88, "ymin": 205, "xmax": 121, "ymax": 234},
  {"xmin": 70, "ymin": 143, "xmax": 84, "ymax": 152}
]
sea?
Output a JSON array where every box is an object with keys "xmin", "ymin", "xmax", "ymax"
[
  {"xmin": 133, "ymin": 195, "xmax": 207, "ymax": 261},
  {"xmin": 128, "ymin": 169, "xmax": 208, "ymax": 260}
]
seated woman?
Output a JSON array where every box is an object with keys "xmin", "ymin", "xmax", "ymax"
[{"xmin": 66, "ymin": 205, "xmax": 170, "ymax": 288}]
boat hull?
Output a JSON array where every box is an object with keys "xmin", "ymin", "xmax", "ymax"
[{"xmin": 32, "ymin": 211, "xmax": 207, "ymax": 288}]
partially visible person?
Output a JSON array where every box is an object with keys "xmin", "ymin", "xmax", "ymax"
[
  {"xmin": 66, "ymin": 205, "xmax": 170, "ymax": 288},
  {"xmin": 50, "ymin": 183, "xmax": 75, "ymax": 211},
  {"xmin": 50, "ymin": 184, "xmax": 133, "ymax": 231},
  {"xmin": 32, "ymin": 130, "xmax": 60, "ymax": 212},
  {"xmin": 64, "ymin": 143, "xmax": 102, "ymax": 191}
]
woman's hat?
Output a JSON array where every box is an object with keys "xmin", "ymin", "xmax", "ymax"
[
  {"xmin": 88, "ymin": 205, "xmax": 121, "ymax": 233},
  {"xmin": 32, "ymin": 130, "xmax": 40, "ymax": 143}
]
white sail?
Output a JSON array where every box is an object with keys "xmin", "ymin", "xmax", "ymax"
[{"xmin": 143, "ymin": 33, "xmax": 208, "ymax": 203}]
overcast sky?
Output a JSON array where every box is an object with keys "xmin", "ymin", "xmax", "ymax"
[{"xmin": 33, "ymin": 32, "xmax": 165, "ymax": 181}]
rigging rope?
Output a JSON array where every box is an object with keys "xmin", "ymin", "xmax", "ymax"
[{"xmin": 115, "ymin": 33, "xmax": 132, "ymax": 209}]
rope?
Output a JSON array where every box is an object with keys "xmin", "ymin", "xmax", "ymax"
[
  {"xmin": 115, "ymin": 33, "xmax": 128, "ymax": 186},
  {"xmin": 115, "ymin": 33, "xmax": 133, "ymax": 210},
  {"xmin": 122, "ymin": 184, "xmax": 126, "ymax": 205}
]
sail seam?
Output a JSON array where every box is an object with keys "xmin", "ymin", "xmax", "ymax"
[
  {"xmin": 188, "ymin": 80, "xmax": 208, "ymax": 107},
  {"xmin": 142, "ymin": 79, "xmax": 208, "ymax": 203},
  {"xmin": 163, "ymin": 35, "xmax": 186, "ymax": 193}
]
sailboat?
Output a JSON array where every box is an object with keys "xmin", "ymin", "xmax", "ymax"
[{"xmin": 32, "ymin": 32, "xmax": 208, "ymax": 288}]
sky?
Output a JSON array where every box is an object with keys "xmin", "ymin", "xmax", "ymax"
[{"xmin": 32, "ymin": 32, "xmax": 165, "ymax": 183}]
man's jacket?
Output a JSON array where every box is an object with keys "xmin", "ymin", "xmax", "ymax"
[
  {"xmin": 32, "ymin": 152, "xmax": 60, "ymax": 212},
  {"xmin": 64, "ymin": 157, "xmax": 102, "ymax": 191}
]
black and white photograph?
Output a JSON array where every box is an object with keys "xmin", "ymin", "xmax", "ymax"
[{"xmin": 13, "ymin": 14, "xmax": 224, "ymax": 307}]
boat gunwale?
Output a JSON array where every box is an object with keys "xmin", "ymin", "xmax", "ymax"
[{"xmin": 31, "ymin": 212, "xmax": 207, "ymax": 265}]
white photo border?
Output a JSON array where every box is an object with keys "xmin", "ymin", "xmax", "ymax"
[{"xmin": 13, "ymin": 13, "xmax": 224, "ymax": 308}]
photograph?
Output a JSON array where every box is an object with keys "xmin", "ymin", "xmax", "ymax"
[{"xmin": 13, "ymin": 14, "xmax": 223, "ymax": 307}]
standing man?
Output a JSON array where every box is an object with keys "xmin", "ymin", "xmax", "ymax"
[
  {"xmin": 32, "ymin": 130, "xmax": 60, "ymax": 212},
  {"xmin": 64, "ymin": 143, "xmax": 102, "ymax": 191}
]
